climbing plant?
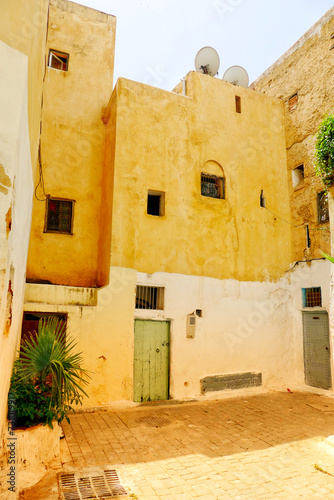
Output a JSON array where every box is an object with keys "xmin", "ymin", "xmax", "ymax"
[{"xmin": 315, "ymin": 112, "xmax": 334, "ymax": 188}]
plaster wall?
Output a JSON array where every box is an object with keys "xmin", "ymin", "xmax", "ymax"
[
  {"xmin": 0, "ymin": 43, "xmax": 34, "ymax": 494},
  {"xmin": 288, "ymin": 259, "xmax": 332, "ymax": 388},
  {"xmin": 23, "ymin": 260, "xmax": 332, "ymax": 407},
  {"xmin": 26, "ymin": 0, "xmax": 116, "ymax": 287},
  {"xmin": 252, "ymin": 7, "xmax": 334, "ymax": 261},
  {"xmin": 24, "ymin": 268, "xmax": 137, "ymax": 406},
  {"xmin": 108, "ymin": 72, "xmax": 292, "ymax": 282},
  {"xmin": 0, "ymin": 0, "xmax": 48, "ymax": 176}
]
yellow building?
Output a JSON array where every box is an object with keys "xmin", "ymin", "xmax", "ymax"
[
  {"xmin": 26, "ymin": 48, "xmax": 297, "ymax": 405},
  {"xmin": 23, "ymin": 4, "xmax": 334, "ymax": 410},
  {"xmin": 26, "ymin": 0, "xmax": 116, "ymax": 287},
  {"xmin": 0, "ymin": 0, "xmax": 49, "ymax": 492},
  {"xmin": 2, "ymin": 4, "xmax": 334, "ymax": 492}
]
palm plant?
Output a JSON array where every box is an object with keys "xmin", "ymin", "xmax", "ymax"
[
  {"xmin": 320, "ymin": 250, "xmax": 334, "ymax": 263},
  {"xmin": 10, "ymin": 316, "xmax": 91, "ymax": 428}
]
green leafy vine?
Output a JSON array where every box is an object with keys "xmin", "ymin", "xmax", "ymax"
[{"xmin": 315, "ymin": 112, "xmax": 334, "ymax": 188}]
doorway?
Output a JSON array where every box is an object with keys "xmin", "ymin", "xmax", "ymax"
[
  {"xmin": 303, "ymin": 311, "xmax": 331, "ymax": 390},
  {"xmin": 134, "ymin": 319, "xmax": 170, "ymax": 402}
]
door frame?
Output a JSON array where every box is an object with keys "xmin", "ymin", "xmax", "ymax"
[{"xmin": 133, "ymin": 318, "xmax": 171, "ymax": 403}]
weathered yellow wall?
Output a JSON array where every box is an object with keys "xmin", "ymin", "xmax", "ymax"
[
  {"xmin": 24, "ymin": 268, "xmax": 137, "ymax": 406},
  {"xmin": 97, "ymin": 90, "xmax": 117, "ymax": 286},
  {"xmin": 26, "ymin": 0, "xmax": 116, "ymax": 288},
  {"xmin": 108, "ymin": 72, "xmax": 292, "ymax": 282},
  {"xmin": 252, "ymin": 7, "xmax": 334, "ymax": 261},
  {"xmin": 0, "ymin": 1, "xmax": 48, "ymax": 487},
  {"xmin": 0, "ymin": 0, "xmax": 48, "ymax": 177}
]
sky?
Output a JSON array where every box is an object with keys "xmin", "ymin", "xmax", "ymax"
[{"xmin": 73, "ymin": 0, "xmax": 334, "ymax": 91}]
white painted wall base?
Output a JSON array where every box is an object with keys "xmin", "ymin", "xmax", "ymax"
[{"xmin": 23, "ymin": 260, "xmax": 332, "ymax": 406}]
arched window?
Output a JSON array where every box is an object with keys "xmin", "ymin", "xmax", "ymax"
[{"xmin": 201, "ymin": 161, "xmax": 225, "ymax": 199}]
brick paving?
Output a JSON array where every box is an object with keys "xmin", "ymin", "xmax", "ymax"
[{"xmin": 55, "ymin": 391, "xmax": 334, "ymax": 499}]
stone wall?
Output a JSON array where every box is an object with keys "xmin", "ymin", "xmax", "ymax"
[{"xmin": 252, "ymin": 7, "xmax": 334, "ymax": 262}]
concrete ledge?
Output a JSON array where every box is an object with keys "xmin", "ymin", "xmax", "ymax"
[
  {"xmin": 24, "ymin": 283, "xmax": 97, "ymax": 306},
  {"xmin": 201, "ymin": 372, "xmax": 262, "ymax": 393}
]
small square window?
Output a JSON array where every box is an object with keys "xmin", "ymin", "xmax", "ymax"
[
  {"xmin": 45, "ymin": 198, "xmax": 74, "ymax": 234},
  {"xmin": 292, "ymin": 164, "xmax": 304, "ymax": 189},
  {"xmin": 201, "ymin": 173, "xmax": 225, "ymax": 199},
  {"xmin": 302, "ymin": 287, "xmax": 322, "ymax": 308},
  {"xmin": 317, "ymin": 191, "xmax": 329, "ymax": 224},
  {"xmin": 48, "ymin": 49, "xmax": 69, "ymax": 71},
  {"xmin": 147, "ymin": 190, "xmax": 165, "ymax": 216},
  {"xmin": 288, "ymin": 93, "xmax": 298, "ymax": 112},
  {"xmin": 235, "ymin": 95, "xmax": 241, "ymax": 113}
]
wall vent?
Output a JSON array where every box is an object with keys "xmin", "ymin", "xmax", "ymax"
[{"xmin": 201, "ymin": 372, "xmax": 262, "ymax": 393}]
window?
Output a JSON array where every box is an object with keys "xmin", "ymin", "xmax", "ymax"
[
  {"xmin": 147, "ymin": 190, "xmax": 165, "ymax": 216},
  {"xmin": 330, "ymin": 33, "xmax": 334, "ymax": 50},
  {"xmin": 235, "ymin": 95, "xmax": 241, "ymax": 113},
  {"xmin": 48, "ymin": 49, "xmax": 69, "ymax": 71},
  {"xmin": 317, "ymin": 191, "xmax": 329, "ymax": 224},
  {"xmin": 288, "ymin": 93, "xmax": 298, "ymax": 112},
  {"xmin": 292, "ymin": 164, "xmax": 304, "ymax": 189},
  {"xmin": 302, "ymin": 287, "xmax": 322, "ymax": 308},
  {"xmin": 201, "ymin": 173, "xmax": 225, "ymax": 199},
  {"xmin": 45, "ymin": 198, "xmax": 74, "ymax": 234},
  {"xmin": 21, "ymin": 312, "xmax": 67, "ymax": 352},
  {"xmin": 135, "ymin": 285, "xmax": 165, "ymax": 310}
]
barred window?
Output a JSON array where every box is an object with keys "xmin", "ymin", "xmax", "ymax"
[
  {"xmin": 135, "ymin": 285, "xmax": 164, "ymax": 310},
  {"xmin": 302, "ymin": 287, "xmax": 322, "ymax": 308},
  {"xmin": 201, "ymin": 173, "xmax": 225, "ymax": 199},
  {"xmin": 45, "ymin": 198, "xmax": 74, "ymax": 234},
  {"xmin": 317, "ymin": 191, "xmax": 329, "ymax": 224}
]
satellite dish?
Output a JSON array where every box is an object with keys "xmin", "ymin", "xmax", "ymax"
[
  {"xmin": 195, "ymin": 47, "xmax": 220, "ymax": 77},
  {"xmin": 223, "ymin": 65, "xmax": 249, "ymax": 88}
]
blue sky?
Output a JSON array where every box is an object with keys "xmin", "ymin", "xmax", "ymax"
[{"xmin": 74, "ymin": 0, "xmax": 333, "ymax": 90}]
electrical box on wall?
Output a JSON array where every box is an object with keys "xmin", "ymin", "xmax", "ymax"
[{"xmin": 186, "ymin": 314, "xmax": 196, "ymax": 338}]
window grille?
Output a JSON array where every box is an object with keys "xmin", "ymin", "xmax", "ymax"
[
  {"xmin": 45, "ymin": 198, "xmax": 74, "ymax": 234},
  {"xmin": 317, "ymin": 191, "xmax": 329, "ymax": 224},
  {"xmin": 302, "ymin": 287, "xmax": 322, "ymax": 308},
  {"xmin": 201, "ymin": 173, "xmax": 224, "ymax": 199},
  {"xmin": 135, "ymin": 286, "xmax": 164, "ymax": 310}
]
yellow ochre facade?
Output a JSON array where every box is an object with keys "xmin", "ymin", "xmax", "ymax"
[
  {"xmin": 26, "ymin": 0, "xmax": 116, "ymax": 288},
  {"xmin": 2, "ymin": 5, "xmax": 334, "ymax": 489},
  {"xmin": 108, "ymin": 72, "xmax": 292, "ymax": 282},
  {"xmin": 22, "ymin": 4, "xmax": 334, "ymax": 410}
]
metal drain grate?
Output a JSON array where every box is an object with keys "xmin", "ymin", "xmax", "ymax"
[
  {"xmin": 135, "ymin": 416, "xmax": 171, "ymax": 427},
  {"xmin": 58, "ymin": 470, "xmax": 127, "ymax": 499}
]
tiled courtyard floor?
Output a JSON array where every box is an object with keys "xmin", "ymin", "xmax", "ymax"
[{"xmin": 22, "ymin": 391, "xmax": 334, "ymax": 499}]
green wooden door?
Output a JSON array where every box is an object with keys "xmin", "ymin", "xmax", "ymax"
[{"xmin": 134, "ymin": 320, "xmax": 170, "ymax": 402}]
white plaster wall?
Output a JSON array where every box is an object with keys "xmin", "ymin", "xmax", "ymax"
[
  {"xmin": 23, "ymin": 261, "xmax": 332, "ymax": 408},
  {"xmin": 24, "ymin": 268, "xmax": 138, "ymax": 406},
  {"xmin": 288, "ymin": 259, "xmax": 332, "ymax": 387},
  {"xmin": 137, "ymin": 260, "xmax": 331, "ymax": 399},
  {"xmin": 0, "ymin": 42, "xmax": 33, "ymax": 468}
]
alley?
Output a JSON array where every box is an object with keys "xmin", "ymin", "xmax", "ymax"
[{"xmin": 44, "ymin": 390, "xmax": 334, "ymax": 499}]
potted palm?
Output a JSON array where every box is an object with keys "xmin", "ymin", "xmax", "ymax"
[{"xmin": 7, "ymin": 316, "xmax": 91, "ymax": 476}]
